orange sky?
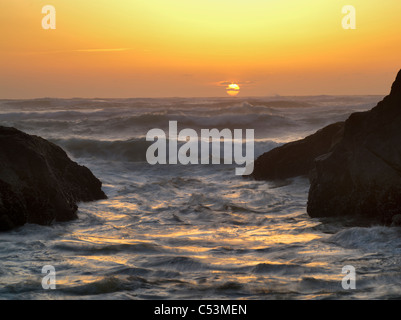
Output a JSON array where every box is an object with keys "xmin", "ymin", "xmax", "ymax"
[{"xmin": 1, "ymin": 0, "xmax": 400, "ymax": 98}]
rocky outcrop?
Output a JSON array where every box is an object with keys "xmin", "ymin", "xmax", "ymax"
[
  {"xmin": 251, "ymin": 70, "xmax": 401, "ymax": 224},
  {"xmin": 251, "ymin": 122, "xmax": 344, "ymax": 180},
  {"xmin": 0, "ymin": 126, "xmax": 107, "ymax": 231},
  {"xmin": 307, "ymin": 70, "xmax": 401, "ymax": 224}
]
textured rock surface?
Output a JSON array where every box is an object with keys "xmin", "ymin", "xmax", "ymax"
[
  {"xmin": 307, "ymin": 70, "xmax": 401, "ymax": 224},
  {"xmin": 0, "ymin": 126, "xmax": 107, "ymax": 231},
  {"xmin": 251, "ymin": 122, "xmax": 344, "ymax": 180}
]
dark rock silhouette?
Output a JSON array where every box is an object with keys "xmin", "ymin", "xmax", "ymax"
[
  {"xmin": 251, "ymin": 70, "xmax": 401, "ymax": 224},
  {"xmin": 308, "ymin": 70, "xmax": 401, "ymax": 224},
  {"xmin": 0, "ymin": 127, "xmax": 107, "ymax": 231},
  {"xmin": 251, "ymin": 121, "xmax": 344, "ymax": 180}
]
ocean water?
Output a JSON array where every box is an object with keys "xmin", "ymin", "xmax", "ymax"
[{"xmin": 2, "ymin": 95, "xmax": 401, "ymax": 300}]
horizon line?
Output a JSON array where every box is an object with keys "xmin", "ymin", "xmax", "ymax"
[{"xmin": 0, "ymin": 94, "xmax": 387, "ymax": 101}]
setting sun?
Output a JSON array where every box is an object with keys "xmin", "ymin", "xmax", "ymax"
[
  {"xmin": 1, "ymin": 1, "xmax": 401, "ymax": 97},
  {"xmin": 226, "ymin": 83, "xmax": 240, "ymax": 97}
]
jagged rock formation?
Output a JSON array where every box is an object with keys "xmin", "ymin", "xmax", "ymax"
[
  {"xmin": 307, "ymin": 70, "xmax": 401, "ymax": 224},
  {"xmin": 251, "ymin": 121, "xmax": 344, "ymax": 180},
  {"xmin": 0, "ymin": 127, "xmax": 107, "ymax": 231},
  {"xmin": 252, "ymin": 70, "xmax": 401, "ymax": 224}
]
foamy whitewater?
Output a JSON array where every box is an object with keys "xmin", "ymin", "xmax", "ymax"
[{"xmin": 2, "ymin": 95, "xmax": 401, "ymax": 300}]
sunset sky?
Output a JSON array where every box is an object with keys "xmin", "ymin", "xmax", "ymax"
[{"xmin": 1, "ymin": 0, "xmax": 401, "ymax": 98}]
